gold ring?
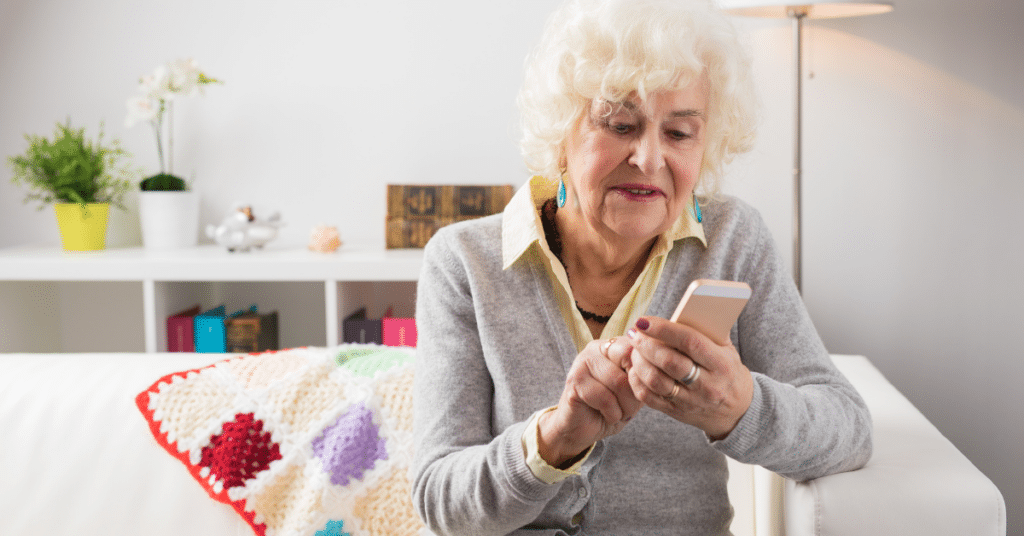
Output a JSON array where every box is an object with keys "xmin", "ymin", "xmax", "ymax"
[{"xmin": 668, "ymin": 382, "xmax": 681, "ymax": 400}]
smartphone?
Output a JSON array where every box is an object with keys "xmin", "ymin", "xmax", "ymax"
[{"xmin": 669, "ymin": 279, "xmax": 751, "ymax": 346}]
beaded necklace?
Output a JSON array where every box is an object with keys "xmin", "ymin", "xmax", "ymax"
[{"xmin": 540, "ymin": 198, "xmax": 613, "ymax": 324}]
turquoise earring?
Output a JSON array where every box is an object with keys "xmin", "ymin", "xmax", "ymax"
[
  {"xmin": 557, "ymin": 177, "xmax": 567, "ymax": 208},
  {"xmin": 692, "ymin": 193, "xmax": 702, "ymax": 223}
]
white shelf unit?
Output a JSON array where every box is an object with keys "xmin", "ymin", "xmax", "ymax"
[{"xmin": 0, "ymin": 245, "xmax": 424, "ymax": 353}]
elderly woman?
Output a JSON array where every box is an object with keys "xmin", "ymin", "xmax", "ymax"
[{"xmin": 412, "ymin": 0, "xmax": 872, "ymax": 534}]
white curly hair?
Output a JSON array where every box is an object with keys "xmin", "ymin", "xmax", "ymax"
[{"xmin": 517, "ymin": 0, "xmax": 758, "ymax": 197}]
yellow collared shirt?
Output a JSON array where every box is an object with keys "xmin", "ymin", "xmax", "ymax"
[
  {"xmin": 502, "ymin": 176, "xmax": 706, "ymax": 483},
  {"xmin": 502, "ymin": 175, "xmax": 706, "ymax": 350}
]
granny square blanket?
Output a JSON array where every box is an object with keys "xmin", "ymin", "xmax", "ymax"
[{"xmin": 135, "ymin": 345, "xmax": 426, "ymax": 536}]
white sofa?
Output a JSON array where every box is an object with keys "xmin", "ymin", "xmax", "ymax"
[{"xmin": 0, "ymin": 352, "xmax": 1005, "ymax": 536}]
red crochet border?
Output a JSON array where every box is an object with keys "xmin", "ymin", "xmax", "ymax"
[{"xmin": 134, "ymin": 353, "xmax": 270, "ymax": 536}]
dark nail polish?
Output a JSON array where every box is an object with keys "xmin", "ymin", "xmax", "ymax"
[{"xmin": 635, "ymin": 318, "xmax": 650, "ymax": 330}]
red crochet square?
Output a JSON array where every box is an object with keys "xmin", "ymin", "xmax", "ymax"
[{"xmin": 199, "ymin": 412, "xmax": 282, "ymax": 490}]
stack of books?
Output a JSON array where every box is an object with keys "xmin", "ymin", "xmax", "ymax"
[
  {"xmin": 386, "ymin": 184, "xmax": 513, "ymax": 248},
  {"xmin": 167, "ymin": 304, "xmax": 279, "ymax": 353}
]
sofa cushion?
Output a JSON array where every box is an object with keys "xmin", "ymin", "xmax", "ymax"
[{"xmin": 135, "ymin": 345, "xmax": 423, "ymax": 536}]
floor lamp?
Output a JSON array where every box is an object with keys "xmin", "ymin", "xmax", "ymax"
[{"xmin": 719, "ymin": 1, "xmax": 893, "ymax": 294}]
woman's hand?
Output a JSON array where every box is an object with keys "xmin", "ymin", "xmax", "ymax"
[
  {"xmin": 625, "ymin": 316, "xmax": 754, "ymax": 440},
  {"xmin": 537, "ymin": 338, "xmax": 642, "ymax": 467}
]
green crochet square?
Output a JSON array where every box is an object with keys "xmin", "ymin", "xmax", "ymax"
[
  {"xmin": 335, "ymin": 347, "xmax": 413, "ymax": 377},
  {"xmin": 334, "ymin": 347, "xmax": 380, "ymax": 367}
]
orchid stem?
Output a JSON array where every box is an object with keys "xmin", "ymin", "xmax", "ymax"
[
  {"xmin": 167, "ymin": 100, "xmax": 174, "ymax": 175},
  {"xmin": 152, "ymin": 107, "xmax": 165, "ymax": 174}
]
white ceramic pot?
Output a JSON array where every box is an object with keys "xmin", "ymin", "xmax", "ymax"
[{"xmin": 139, "ymin": 190, "xmax": 200, "ymax": 250}]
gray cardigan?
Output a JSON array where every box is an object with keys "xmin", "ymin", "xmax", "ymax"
[{"xmin": 412, "ymin": 195, "xmax": 872, "ymax": 536}]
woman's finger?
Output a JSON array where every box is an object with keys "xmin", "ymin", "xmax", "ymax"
[
  {"xmin": 567, "ymin": 372, "xmax": 624, "ymax": 424},
  {"xmin": 627, "ymin": 325, "xmax": 701, "ymax": 382},
  {"xmin": 626, "ymin": 316, "xmax": 754, "ymax": 439},
  {"xmin": 585, "ymin": 340, "xmax": 643, "ymax": 419},
  {"xmin": 626, "ymin": 363, "xmax": 682, "ymax": 415},
  {"xmin": 601, "ymin": 337, "xmax": 634, "ymax": 371},
  {"xmin": 626, "ymin": 346, "xmax": 687, "ymax": 401},
  {"xmin": 567, "ymin": 340, "xmax": 640, "ymax": 424},
  {"xmin": 631, "ymin": 316, "xmax": 727, "ymax": 372}
]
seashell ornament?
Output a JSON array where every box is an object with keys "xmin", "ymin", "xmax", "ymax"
[{"xmin": 308, "ymin": 225, "xmax": 342, "ymax": 253}]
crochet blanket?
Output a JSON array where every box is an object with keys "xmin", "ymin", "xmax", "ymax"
[{"xmin": 135, "ymin": 345, "xmax": 425, "ymax": 536}]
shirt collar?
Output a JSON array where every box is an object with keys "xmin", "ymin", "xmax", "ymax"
[{"xmin": 501, "ymin": 176, "xmax": 706, "ymax": 270}]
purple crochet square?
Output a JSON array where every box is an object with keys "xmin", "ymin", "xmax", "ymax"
[{"xmin": 312, "ymin": 402, "xmax": 387, "ymax": 486}]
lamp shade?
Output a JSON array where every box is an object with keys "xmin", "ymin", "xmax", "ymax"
[{"xmin": 719, "ymin": 1, "xmax": 893, "ymax": 19}]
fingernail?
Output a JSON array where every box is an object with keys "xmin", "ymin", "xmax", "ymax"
[
  {"xmin": 635, "ymin": 318, "xmax": 650, "ymax": 331},
  {"xmin": 627, "ymin": 328, "xmax": 639, "ymax": 339}
]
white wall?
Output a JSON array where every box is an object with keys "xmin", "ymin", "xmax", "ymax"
[
  {"xmin": 0, "ymin": 0, "xmax": 558, "ymax": 250},
  {"xmin": 1, "ymin": 0, "xmax": 1020, "ymax": 531},
  {"xmin": 723, "ymin": 2, "xmax": 1023, "ymax": 530}
]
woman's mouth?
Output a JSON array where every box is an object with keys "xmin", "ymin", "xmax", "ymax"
[{"xmin": 612, "ymin": 185, "xmax": 663, "ymax": 200}]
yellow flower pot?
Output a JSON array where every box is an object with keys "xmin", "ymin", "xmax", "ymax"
[{"xmin": 53, "ymin": 203, "xmax": 110, "ymax": 251}]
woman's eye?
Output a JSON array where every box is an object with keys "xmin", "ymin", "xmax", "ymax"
[
  {"xmin": 667, "ymin": 129, "xmax": 691, "ymax": 140},
  {"xmin": 608, "ymin": 122, "xmax": 635, "ymax": 135}
]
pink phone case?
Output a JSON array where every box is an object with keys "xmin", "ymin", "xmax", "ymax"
[{"xmin": 669, "ymin": 279, "xmax": 751, "ymax": 345}]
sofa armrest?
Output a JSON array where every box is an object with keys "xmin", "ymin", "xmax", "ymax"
[
  {"xmin": 0, "ymin": 353, "xmax": 249, "ymax": 536},
  {"xmin": 774, "ymin": 355, "xmax": 1006, "ymax": 536}
]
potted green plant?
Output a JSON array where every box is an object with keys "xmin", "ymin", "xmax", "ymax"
[
  {"xmin": 126, "ymin": 58, "xmax": 221, "ymax": 250},
  {"xmin": 7, "ymin": 120, "xmax": 136, "ymax": 251}
]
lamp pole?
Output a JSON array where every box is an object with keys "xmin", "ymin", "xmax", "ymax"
[
  {"xmin": 791, "ymin": 8, "xmax": 806, "ymax": 294},
  {"xmin": 721, "ymin": 1, "xmax": 893, "ymax": 295}
]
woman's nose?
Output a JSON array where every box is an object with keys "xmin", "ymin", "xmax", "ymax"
[{"xmin": 628, "ymin": 130, "xmax": 666, "ymax": 175}]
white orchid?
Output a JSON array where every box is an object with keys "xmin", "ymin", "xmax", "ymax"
[
  {"xmin": 167, "ymin": 58, "xmax": 203, "ymax": 97},
  {"xmin": 124, "ymin": 96, "xmax": 158, "ymax": 128},
  {"xmin": 125, "ymin": 58, "xmax": 221, "ymax": 177},
  {"xmin": 138, "ymin": 65, "xmax": 170, "ymax": 98}
]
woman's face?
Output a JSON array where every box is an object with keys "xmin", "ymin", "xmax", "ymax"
[{"xmin": 563, "ymin": 76, "xmax": 708, "ymax": 245}]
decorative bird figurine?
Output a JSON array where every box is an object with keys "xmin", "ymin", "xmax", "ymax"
[{"xmin": 206, "ymin": 204, "xmax": 284, "ymax": 252}]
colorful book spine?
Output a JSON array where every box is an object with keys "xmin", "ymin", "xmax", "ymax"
[
  {"xmin": 226, "ymin": 310, "xmax": 279, "ymax": 353},
  {"xmin": 382, "ymin": 317, "xmax": 417, "ymax": 347},
  {"xmin": 194, "ymin": 305, "xmax": 227, "ymax": 353},
  {"xmin": 166, "ymin": 305, "xmax": 201, "ymax": 352},
  {"xmin": 386, "ymin": 184, "xmax": 514, "ymax": 248},
  {"xmin": 342, "ymin": 307, "xmax": 382, "ymax": 345}
]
